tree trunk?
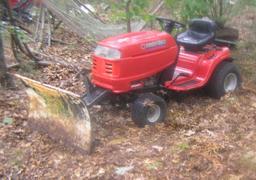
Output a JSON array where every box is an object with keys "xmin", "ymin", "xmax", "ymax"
[
  {"xmin": 0, "ymin": 1, "xmax": 14, "ymax": 88},
  {"xmin": 0, "ymin": 26, "xmax": 14, "ymax": 88},
  {"xmin": 0, "ymin": 30, "xmax": 7, "ymax": 79},
  {"xmin": 126, "ymin": 0, "xmax": 132, "ymax": 33},
  {"xmin": 219, "ymin": 0, "xmax": 223, "ymax": 17}
]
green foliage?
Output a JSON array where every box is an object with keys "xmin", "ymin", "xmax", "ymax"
[
  {"xmin": 231, "ymin": 0, "xmax": 256, "ymax": 13},
  {"xmin": 0, "ymin": 21, "xmax": 4, "ymax": 34},
  {"xmin": 110, "ymin": 0, "xmax": 150, "ymax": 22},
  {"xmin": 164, "ymin": 0, "xmax": 247, "ymax": 26},
  {"xmin": 178, "ymin": 142, "xmax": 190, "ymax": 151},
  {"xmin": 144, "ymin": 160, "xmax": 163, "ymax": 170},
  {"xmin": 9, "ymin": 26, "xmax": 31, "ymax": 43},
  {"xmin": 165, "ymin": 0, "xmax": 210, "ymax": 21},
  {"xmin": 19, "ymin": 61, "xmax": 38, "ymax": 74},
  {"xmin": 2, "ymin": 117, "xmax": 13, "ymax": 125},
  {"xmin": 1, "ymin": 21, "xmax": 31, "ymax": 43},
  {"xmin": 238, "ymin": 0, "xmax": 256, "ymax": 6}
]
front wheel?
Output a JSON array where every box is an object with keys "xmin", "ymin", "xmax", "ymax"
[
  {"xmin": 131, "ymin": 93, "xmax": 167, "ymax": 128},
  {"xmin": 206, "ymin": 61, "xmax": 241, "ymax": 99}
]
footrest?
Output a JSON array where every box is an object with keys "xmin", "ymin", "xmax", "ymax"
[{"xmin": 175, "ymin": 80, "xmax": 199, "ymax": 87}]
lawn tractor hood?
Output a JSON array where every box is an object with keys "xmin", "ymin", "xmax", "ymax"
[
  {"xmin": 92, "ymin": 31, "xmax": 179, "ymax": 93},
  {"xmin": 96, "ymin": 31, "xmax": 175, "ymax": 58}
]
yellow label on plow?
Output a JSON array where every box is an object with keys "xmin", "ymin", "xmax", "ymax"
[{"xmin": 14, "ymin": 74, "xmax": 92, "ymax": 154}]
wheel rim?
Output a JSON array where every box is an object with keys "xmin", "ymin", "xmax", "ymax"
[
  {"xmin": 146, "ymin": 104, "xmax": 161, "ymax": 123},
  {"xmin": 224, "ymin": 73, "xmax": 238, "ymax": 92}
]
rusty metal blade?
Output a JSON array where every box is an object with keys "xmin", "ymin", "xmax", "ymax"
[{"xmin": 13, "ymin": 74, "xmax": 92, "ymax": 154}]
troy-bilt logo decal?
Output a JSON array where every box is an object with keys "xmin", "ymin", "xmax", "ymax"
[{"xmin": 142, "ymin": 40, "xmax": 167, "ymax": 50}]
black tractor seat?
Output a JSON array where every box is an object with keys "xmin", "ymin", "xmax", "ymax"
[{"xmin": 177, "ymin": 19, "xmax": 217, "ymax": 51}]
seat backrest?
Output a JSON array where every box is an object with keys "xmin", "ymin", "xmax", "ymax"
[{"xmin": 189, "ymin": 19, "xmax": 217, "ymax": 35}]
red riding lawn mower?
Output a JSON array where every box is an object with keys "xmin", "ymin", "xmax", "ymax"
[
  {"xmin": 16, "ymin": 17, "xmax": 241, "ymax": 154},
  {"xmin": 87, "ymin": 17, "xmax": 241, "ymax": 125}
]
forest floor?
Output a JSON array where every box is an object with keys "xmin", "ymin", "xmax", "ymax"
[{"xmin": 1, "ymin": 8, "xmax": 256, "ymax": 179}]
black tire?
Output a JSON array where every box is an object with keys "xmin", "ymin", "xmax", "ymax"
[
  {"xmin": 131, "ymin": 93, "xmax": 167, "ymax": 128},
  {"xmin": 206, "ymin": 61, "xmax": 241, "ymax": 99}
]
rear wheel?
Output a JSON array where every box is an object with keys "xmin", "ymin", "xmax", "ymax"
[
  {"xmin": 206, "ymin": 61, "xmax": 241, "ymax": 99},
  {"xmin": 131, "ymin": 93, "xmax": 167, "ymax": 128}
]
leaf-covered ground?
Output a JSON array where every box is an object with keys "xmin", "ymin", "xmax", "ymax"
[
  {"xmin": 1, "ymin": 85, "xmax": 256, "ymax": 179},
  {"xmin": 1, "ymin": 8, "xmax": 256, "ymax": 179}
]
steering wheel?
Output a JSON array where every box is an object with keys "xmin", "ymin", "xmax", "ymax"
[{"xmin": 156, "ymin": 16, "xmax": 185, "ymax": 33}]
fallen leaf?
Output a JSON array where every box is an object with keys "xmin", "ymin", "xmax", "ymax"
[
  {"xmin": 185, "ymin": 130, "xmax": 196, "ymax": 137},
  {"xmin": 228, "ymin": 174, "xmax": 243, "ymax": 180},
  {"xmin": 152, "ymin": 145, "xmax": 164, "ymax": 152},
  {"xmin": 252, "ymin": 103, "xmax": 256, "ymax": 108},
  {"xmin": 108, "ymin": 138, "xmax": 127, "ymax": 145},
  {"xmin": 115, "ymin": 166, "xmax": 134, "ymax": 175},
  {"xmin": 96, "ymin": 168, "xmax": 105, "ymax": 176}
]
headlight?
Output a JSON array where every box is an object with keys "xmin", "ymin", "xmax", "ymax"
[{"xmin": 94, "ymin": 46, "xmax": 121, "ymax": 60}]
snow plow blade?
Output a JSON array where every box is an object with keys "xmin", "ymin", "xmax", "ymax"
[{"xmin": 14, "ymin": 74, "xmax": 92, "ymax": 154}]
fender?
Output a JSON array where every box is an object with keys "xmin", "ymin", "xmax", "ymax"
[
  {"xmin": 196, "ymin": 47, "xmax": 232, "ymax": 85},
  {"xmin": 165, "ymin": 47, "xmax": 233, "ymax": 91}
]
